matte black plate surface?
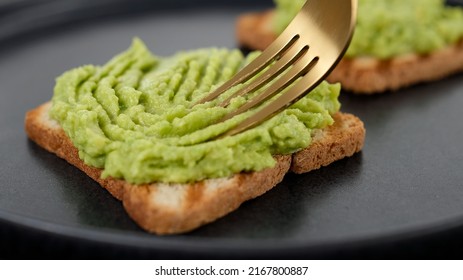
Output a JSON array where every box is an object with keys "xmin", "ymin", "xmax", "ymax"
[{"xmin": 1, "ymin": 0, "xmax": 463, "ymax": 258}]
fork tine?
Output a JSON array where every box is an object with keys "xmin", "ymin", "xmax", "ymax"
[
  {"xmin": 220, "ymin": 53, "xmax": 319, "ymax": 123},
  {"xmin": 218, "ymin": 41, "xmax": 308, "ymax": 107},
  {"xmin": 193, "ymin": 0, "xmax": 357, "ymax": 139},
  {"xmin": 193, "ymin": 34, "xmax": 300, "ymax": 105},
  {"xmin": 219, "ymin": 59, "xmax": 324, "ymax": 138}
]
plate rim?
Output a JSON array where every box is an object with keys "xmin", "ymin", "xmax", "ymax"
[
  {"xmin": 2, "ymin": 206, "xmax": 463, "ymax": 257},
  {"xmin": 2, "ymin": 0, "xmax": 463, "ymax": 258}
]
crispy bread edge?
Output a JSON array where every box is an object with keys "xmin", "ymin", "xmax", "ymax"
[
  {"xmin": 236, "ymin": 10, "xmax": 463, "ymax": 94},
  {"xmin": 291, "ymin": 113, "xmax": 365, "ymax": 173},
  {"xmin": 24, "ymin": 102, "xmax": 364, "ymax": 234}
]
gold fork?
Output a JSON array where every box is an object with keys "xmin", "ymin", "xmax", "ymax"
[{"xmin": 197, "ymin": 0, "xmax": 357, "ymax": 137}]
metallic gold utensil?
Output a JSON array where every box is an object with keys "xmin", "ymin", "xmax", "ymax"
[{"xmin": 197, "ymin": 0, "xmax": 357, "ymax": 137}]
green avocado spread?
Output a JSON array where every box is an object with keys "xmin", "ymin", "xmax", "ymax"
[
  {"xmin": 50, "ymin": 39, "xmax": 340, "ymax": 184},
  {"xmin": 274, "ymin": 0, "xmax": 463, "ymax": 59}
]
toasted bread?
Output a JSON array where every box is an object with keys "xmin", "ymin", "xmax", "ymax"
[
  {"xmin": 25, "ymin": 102, "xmax": 365, "ymax": 234},
  {"xmin": 236, "ymin": 10, "xmax": 463, "ymax": 94}
]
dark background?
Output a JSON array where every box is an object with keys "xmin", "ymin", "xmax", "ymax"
[{"xmin": 1, "ymin": 0, "xmax": 463, "ymax": 259}]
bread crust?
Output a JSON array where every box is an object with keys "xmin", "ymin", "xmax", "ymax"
[
  {"xmin": 291, "ymin": 113, "xmax": 365, "ymax": 173},
  {"xmin": 25, "ymin": 102, "xmax": 364, "ymax": 234},
  {"xmin": 236, "ymin": 10, "xmax": 463, "ymax": 94},
  {"xmin": 236, "ymin": 10, "xmax": 276, "ymax": 51}
]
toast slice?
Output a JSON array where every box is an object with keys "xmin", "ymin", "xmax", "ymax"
[
  {"xmin": 25, "ymin": 102, "xmax": 365, "ymax": 235},
  {"xmin": 236, "ymin": 10, "xmax": 463, "ymax": 94}
]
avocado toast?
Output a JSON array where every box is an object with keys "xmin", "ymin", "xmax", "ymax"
[
  {"xmin": 237, "ymin": 0, "xmax": 463, "ymax": 94},
  {"xmin": 25, "ymin": 39, "xmax": 365, "ymax": 234}
]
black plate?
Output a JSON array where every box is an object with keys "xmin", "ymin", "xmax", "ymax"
[{"xmin": 1, "ymin": 0, "xmax": 463, "ymax": 259}]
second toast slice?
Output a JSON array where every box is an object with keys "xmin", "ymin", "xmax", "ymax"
[{"xmin": 236, "ymin": 10, "xmax": 463, "ymax": 94}]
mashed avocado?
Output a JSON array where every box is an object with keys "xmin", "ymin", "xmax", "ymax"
[
  {"xmin": 50, "ymin": 39, "xmax": 340, "ymax": 184},
  {"xmin": 274, "ymin": 0, "xmax": 463, "ymax": 59}
]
